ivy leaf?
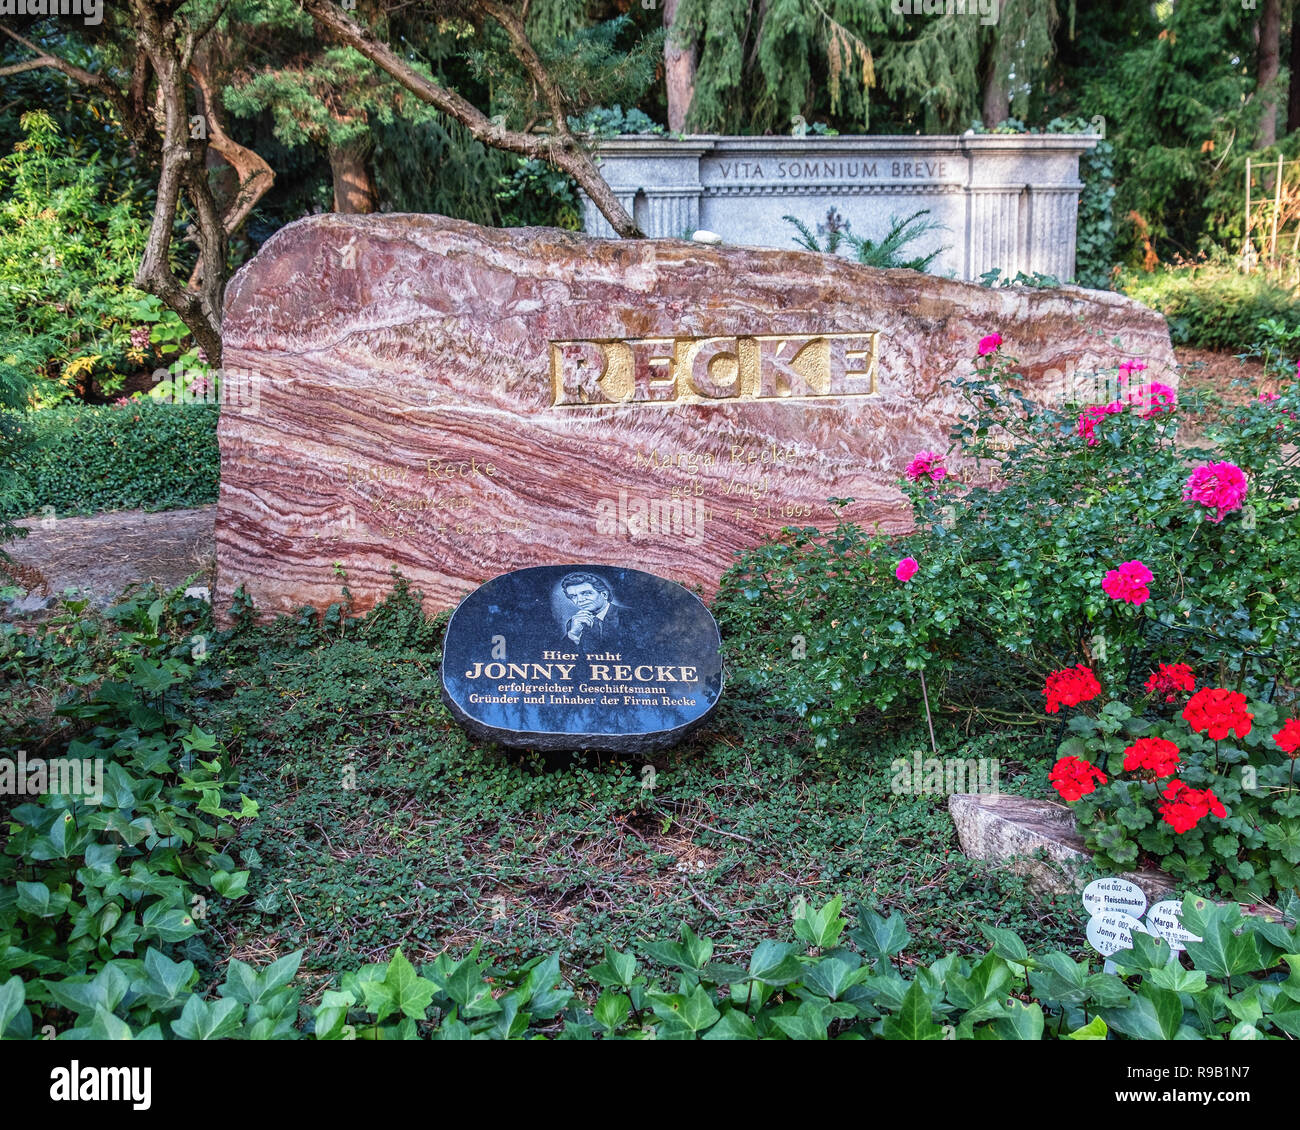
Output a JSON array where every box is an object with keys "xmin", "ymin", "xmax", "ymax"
[
  {"xmin": 1065, "ymin": 1015, "xmax": 1108, "ymax": 1040},
  {"xmin": 588, "ymin": 946, "xmax": 637, "ymax": 989},
  {"xmin": 363, "ymin": 948, "xmax": 438, "ymax": 1023},
  {"xmin": 793, "ymin": 895, "xmax": 847, "ymax": 950},
  {"xmin": 850, "ymin": 906, "xmax": 911, "ymax": 962},
  {"xmin": 702, "ymin": 1008, "xmax": 758, "ymax": 1040},
  {"xmin": 1105, "ymin": 983, "xmax": 1193, "ymax": 1040},
  {"xmin": 0, "ymin": 976, "xmax": 26, "ymax": 1035},
  {"xmin": 880, "ymin": 980, "xmax": 944, "ymax": 1040},
  {"xmin": 593, "ymin": 991, "xmax": 630, "ymax": 1033},
  {"xmin": 140, "ymin": 901, "xmax": 197, "ymax": 944},
  {"xmin": 211, "ymin": 870, "xmax": 250, "ymax": 899},
  {"xmin": 978, "ymin": 924, "xmax": 1029, "ymax": 966},
  {"xmin": 88, "ymin": 1005, "xmax": 134, "ymax": 1041},
  {"xmin": 171, "ymin": 996, "xmax": 245, "ymax": 1040},
  {"xmin": 1185, "ymin": 921, "xmax": 1264, "ymax": 980},
  {"xmin": 772, "ymin": 999, "xmax": 832, "ymax": 1041},
  {"xmin": 746, "ymin": 941, "xmax": 804, "ymax": 986},
  {"xmin": 994, "ymin": 998, "xmax": 1045, "ymax": 1041},
  {"xmin": 313, "ymin": 989, "xmax": 357, "ymax": 1041},
  {"xmin": 800, "ymin": 955, "xmax": 866, "ymax": 1001}
]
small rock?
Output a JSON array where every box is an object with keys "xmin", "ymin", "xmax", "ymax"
[
  {"xmin": 6, "ymin": 593, "xmax": 51, "ymax": 614},
  {"xmin": 948, "ymin": 792, "xmax": 1173, "ymax": 901}
]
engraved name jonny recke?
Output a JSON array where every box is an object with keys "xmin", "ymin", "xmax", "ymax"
[
  {"xmin": 463, "ymin": 660, "xmax": 700, "ymax": 683},
  {"xmin": 550, "ymin": 332, "xmax": 880, "ymax": 408}
]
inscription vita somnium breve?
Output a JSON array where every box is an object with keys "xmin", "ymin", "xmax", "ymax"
[{"xmin": 550, "ymin": 332, "xmax": 880, "ymax": 408}]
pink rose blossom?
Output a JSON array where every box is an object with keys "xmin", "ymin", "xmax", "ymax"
[
  {"xmin": 1102, "ymin": 559, "xmax": 1153, "ymax": 606},
  {"xmin": 896, "ymin": 557, "xmax": 919, "ymax": 583},
  {"xmin": 1125, "ymin": 381, "xmax": 1176, "ymax": 418},
  {"xmin": 905, "ymin": 450, "xmax": 947, "ymax": 483},
  {"xmin": 1182, "ymin": 462, "xmax": 1248, "ymax": 523},
  {"xmin": 1077, "ymin": 400, "xmax": 1124, "ymax": 445},
  {"xmin": 1117, "ymin": 358, "xmax": 1148, "ymax": 383},
  {"xmin": 977, "ymin": 333, "xmax": 1003, "ymax": 356}
]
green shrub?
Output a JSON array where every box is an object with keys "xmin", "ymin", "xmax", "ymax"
[
  {"xmin": 0, "ymin": 401, "xmax": 218, "ymax": 519},
  {"xmin": 1074, "ymin": 136, "xmax": 1117, "ymax": 290},
  {"xmin": 0, "ymin": 110, "xmax": 154, "ymax": 403},
  {"xmin": 784, "ymin": 207, "xmax": 947, "ymax": 272},
  {"xmin": 1118, "ymin": 265, "xmax": 1300, "ymax": 352},
  {"xmin": 715, "ymin": 344, "xmax": 1300, "ymax": 752},
  {"xmin": 1247, "ymin": 316, "xmax": 1300, "ymax": 382}
]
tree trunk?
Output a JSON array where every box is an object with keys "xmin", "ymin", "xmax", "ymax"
[
  {"xmin": 329, "ymin": 136, "xmax": 378, "ymax": 213},
  {"xmin": 2, "ymin": 6, "xmax": 243, "ymax": 363},
  {"xmin": 131, "ymin": 0, "xmax": 226, "ymax": 365},
  {"xmin": 981, "ymin": 54, "xmax": 1009, "ymax": 128},
  {"xmin": 1288, "ymin": 9, "xmax": 1300, "ymax": 134},
  {"xmin": 1258, "ymin": 0, "xmax": 1281, "ymax": 149},
  {"xmin": 663, "ymin": 0, "xmax": 696, "ymax": 132}
]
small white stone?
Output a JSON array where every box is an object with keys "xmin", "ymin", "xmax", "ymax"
[
  {"xmin": 184, "ymin": 586, "xmax": 211, "ymax": 602},
  {"xmin": 690, "ymin": 230, "xmax": 723, "ymax": 245}
]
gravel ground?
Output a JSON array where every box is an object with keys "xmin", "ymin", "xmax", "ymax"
[{"xmin": 0, "ymin": 504, "xmax": 215, "ymax": 614}]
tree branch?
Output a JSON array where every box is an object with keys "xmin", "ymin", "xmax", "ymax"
[
  {"xmin": 0, "ymin": 25, "xmax": 131, "ymax": 123},
  {"xmin": 182, "ymin": 0, "xmax": 233, "ymax": 69},
  {"xmin": 300, "ymin": 0, "xmax": 642, "ymax": 236},
  {"xmin": 0, "ymin": 57, "xmax": 58, "ymax": 77},
  {"xmin": 190, "ymin": 54, "xmax": 275, "ymax": 239}
]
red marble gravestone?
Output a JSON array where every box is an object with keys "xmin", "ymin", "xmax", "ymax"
[{"xmin": 215, "ymin": 213, "xmax": 1175, "ymax": 621}]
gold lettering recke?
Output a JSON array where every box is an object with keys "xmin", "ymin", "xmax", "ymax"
[{"xmin": 550, "ymin": 332, "xmax": 881, "ymax": 408}]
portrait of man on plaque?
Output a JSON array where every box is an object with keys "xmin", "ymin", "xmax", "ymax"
[{"xmin": 554, "ymin": 571, "xmax": 624, "ymax": 647}]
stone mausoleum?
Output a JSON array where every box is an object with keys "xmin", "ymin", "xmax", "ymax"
[{"xmin": 582, "ymin": 133, "xmax": 1099, "ymax": 283}]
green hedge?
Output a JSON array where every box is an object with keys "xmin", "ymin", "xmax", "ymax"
[
  {"xmin": 0, "ymin": 401, "xmax": 218, "ymax": 519},
  {"xmin": 1118, "ymin": 266, "xmax": 1300, "ymax": 352}
]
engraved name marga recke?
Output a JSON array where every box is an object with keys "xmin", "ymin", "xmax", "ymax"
[{"xmin": 550, "ymin": 332, "xmax": 881, "ymax": 408}]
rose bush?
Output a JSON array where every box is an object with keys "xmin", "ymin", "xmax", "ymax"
[{"xmin": 716, "ymin": 338, "xmax": 1300, "ymax": 754}]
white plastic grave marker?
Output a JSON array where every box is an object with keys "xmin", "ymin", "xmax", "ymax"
[
  {"xmin": 1145, "ymin": 899, "xmax": 1202, "ymax": 952},
  {"xmin": 1086, "ymin": 910, "xmax": 1154, "ymax": 972},
  {"xmin": 1082, "ymin": 877, "xmax": 1148, "ymax": 920},
  {"xmin": 1083, "ymin": 877, "xmax": 1151, "ymax": 974}
]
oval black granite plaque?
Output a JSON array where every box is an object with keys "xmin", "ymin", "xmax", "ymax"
[{"xmin": 440, "ymin": 564, "xmax": 724, "ymax": 753}]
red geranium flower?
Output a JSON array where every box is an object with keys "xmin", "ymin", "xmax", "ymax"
[
  {"xmin": 1123, "ymin": 737, "xmax": 1181, "ymax": 778},
  {"xmin": 1182, "ymin": 687, "xmax": 1253, "ymax": 741},
  {"xmin": 1144, "ymin": 662, "xmax": 1195, "ymax": 703},
  {"xmin": 1043, "ymin": 664, "xmax": 1102, "ymax": 714},
  {"xmin": 1274, "ymin": 718, "xmax": 1300, "ymax": 758},
  {"xmin": 1050, "ymin": 756, "xmax": 1108, "ymax": 802},
  {"xmin": 1158, "ymin": 779, "xmax": 1227, "ymax": 833}
]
